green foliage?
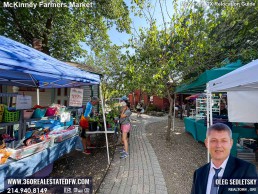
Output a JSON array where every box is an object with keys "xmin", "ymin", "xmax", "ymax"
[
  {"xmin": 82, "ymin": 45, "xmax": 134, "ymax": 101},
  {"xmin": 0, "ymin": 0, "xmax": 131, "ymax": 60},
  {"xmin": 146, "ymin": 104, "xmax": 158, "ymax": 112}
]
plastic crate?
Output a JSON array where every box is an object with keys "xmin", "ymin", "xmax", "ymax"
[
  {"xmin": 0, "ymin": 104, "xmax": 4, "ymax": 112},
  {"xmin": 49, "ymin": 126, "xmax": 78, "ymax": 143},
  {"xmin": 3, "ymin": 108, "xmax": 20, "ymax": 122},
  {"xmin": 32, "ymin": 108, "xmax": 46, "ymax": 118},
  {"xmin": 0, "ymin": 104, "xmax": 4, "ymax": 122},
  {"xmin": 23, "ymin": 109, "xmax": 34, "ymax": 119},
  {"xmin": 7, "ymin": 138, "xmax": 51, "ymax": 160}
]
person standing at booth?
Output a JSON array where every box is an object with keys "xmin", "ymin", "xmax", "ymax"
[
  {"xmin": 80, "ymin": 97, "xmax": 99, "ymax": 155},
  {"xmin": 120, "ymin": 101, "xmax": 132, "ymax": 159},
  {"xmin": 220, "ymin": 102, "xmax": 228, "ymax": 115}
]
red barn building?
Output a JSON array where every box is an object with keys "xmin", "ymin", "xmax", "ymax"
[{"xmin": 128, "ymin": 89, "xmax": 170, "ymax": 111}]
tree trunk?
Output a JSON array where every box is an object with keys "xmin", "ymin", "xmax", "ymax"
[
  {"xmin": 166, "ymin": 87, "xmax": 173, "ymax": 141},
  {"xmin": 133, "ymin": 92, "xmax": 135, "ymax": 109},
  {"xmin": 145, "ymin": 100, "xmax": 150, "ymax": 113}
]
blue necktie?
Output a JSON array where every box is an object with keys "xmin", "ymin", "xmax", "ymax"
[{"xmin": 210, "ymin": 167, "xmax": 222, "ymax": 194}]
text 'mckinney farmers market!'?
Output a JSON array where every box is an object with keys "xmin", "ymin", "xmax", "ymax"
[{"xmin": 2, "ymin": 2, "xmax": 93, "ymax": 9}]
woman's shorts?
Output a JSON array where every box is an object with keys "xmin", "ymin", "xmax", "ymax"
[
  {"xmin": 121, "ymin": 123, "xmax": 131, "ymax": 133},
  {"xmin": 137, "ymin": 108, "xmax": 142, "ymax": 112}
]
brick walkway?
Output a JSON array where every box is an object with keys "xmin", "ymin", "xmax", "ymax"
[{"xmin": 97, "ymin": 114, "xmax": 168, "ymax": 194}]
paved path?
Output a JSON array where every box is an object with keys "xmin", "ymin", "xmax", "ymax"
[{"xmin": 97, "ymin": 114, "xmax": 168, "ymax": 194}]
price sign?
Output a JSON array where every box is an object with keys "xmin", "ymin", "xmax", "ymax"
[
  {"xmin": 69, "ymin": 88, "xmax": 83, "ymax": 107},
  {"xmin": 16, "ymin": 95, "xmax": 32, "ymax": 110}
]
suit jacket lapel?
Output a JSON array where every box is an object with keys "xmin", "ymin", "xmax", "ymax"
[
  {"xmin": 218, "ymin": 155, "xmax": 235, "ymax": 194},
  {"xmin": 202, "ymin": 163, "xmax": 211, "ymax": 193}
]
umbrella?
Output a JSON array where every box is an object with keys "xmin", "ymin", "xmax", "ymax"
[{"xmin": 185, "ymin": 93, "xmax": 205, "ymax": 100}]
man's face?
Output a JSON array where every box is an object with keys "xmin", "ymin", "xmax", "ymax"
[{"xmin": 205, "ymin": 130, "xmax": 233, "ymax": 164}]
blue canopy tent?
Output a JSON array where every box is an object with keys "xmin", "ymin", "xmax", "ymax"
[
  {"xmin": 0, "ymin": 36, "xmax": 111, "ymax": 164},
  {"xmin": 0, "ymin": 35, "xmax": 100, "ymax": 88}
]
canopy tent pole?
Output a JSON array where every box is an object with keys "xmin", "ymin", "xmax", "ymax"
[
  {"xmin": 100, "ymin": 83, "xmax": 110, "ymax": 164},
  {"xmin": 36, "ymin": 88, "xmax": 40, "ymax": 105},
  {"xmin": 208, "ymin": 90, "xmax": 213, "ymax": 163},
  {"xmin": 172, "ymin": 93, "xmax": 176, "ymax": 131},
  {"xmin": 206, "ymin": 84, "xmax": 211, "ymax": 163},
  {"xmin": 206, "ymin": 83, "xmax": 214, "ymax": 163}
]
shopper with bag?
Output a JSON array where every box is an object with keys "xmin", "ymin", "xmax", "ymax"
[
  {"xmin": 136, "ymin": 101, "xmax": 143, "ymax": 117},
  {"xmin": 79, "ymin": 97, "xmax": 99, "ymax": 155}
]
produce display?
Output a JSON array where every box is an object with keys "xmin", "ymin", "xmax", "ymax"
[
  {"xmin": 0, "ymin": 102, "xmax": 78, "ymax": 162},
  {"xmin": 0, "ymin": 148, "xmax": 11, "ymax": 164},
  {"xmin": 49, "ymin": 125, "xmax": 78, "ymax": 143},
  {"xmin": 1, "ymin": 134, "xmax": 15, "ymax": 143},
  {"xmin": 22, "ymin": 129, "xmax": 50, "ymax": 146},
  {"xmin": 7, "ymin": 138, "xmax": 52, "ymax": 160}
]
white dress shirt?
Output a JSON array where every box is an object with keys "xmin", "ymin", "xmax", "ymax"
[{"xmin": 206, "ymin": 156, "xmax": 229, "ymax": 194}]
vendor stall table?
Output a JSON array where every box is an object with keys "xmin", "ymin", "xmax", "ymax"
[
  {"xmin": 232, "ymin": 125, "xmax": 258, "ymax": 139},
  {"xmin": 183, "ymin": 117, "xmax": 240, "ymax": 157},
  {"xmin": 195, "ymin": 119, "xmax": 207, "ymax": 142},
  {"xmin": 183, "ymin": 117, "xmax": 197, "ymax": 140},
  {"xmin": 85, "ymin": 131, "xmax": 115, "ymax": 134},
  {"xmin": 0, "ymin": 135, "xmax": 82, "ymax": 192}
]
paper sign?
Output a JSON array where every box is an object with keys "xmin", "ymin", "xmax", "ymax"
[
  {"xmin": 69, "ymin": 88, "xmax": 83, "ymax": 107},
  {"xmin": 16, "ymin": 95, "xmax": 32, "ymax": 110}
]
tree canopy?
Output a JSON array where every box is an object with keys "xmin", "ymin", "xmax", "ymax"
[{"xmin": 0, "ymin": 0, "xmax": 131, "ymax": 60}]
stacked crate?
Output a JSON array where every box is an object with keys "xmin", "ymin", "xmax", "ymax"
[{"xmin": 0, "ymin": 104, "xmax": 4, "ymax": 122}]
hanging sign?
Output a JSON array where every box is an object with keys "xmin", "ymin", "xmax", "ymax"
[
  {"xmin": 16, "ymin": 95, "xmax": 32, "ymax": 110},
  {"xmin": 69, "ymin": 88, "xmax": 83, "ymax": 107}
]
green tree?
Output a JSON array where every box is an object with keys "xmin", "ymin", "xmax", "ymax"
[
  {"xmin": 83, "ymin": 45, "xmax": 130, "ymax": 102},
  {"xmin": 126, "ymin": 0, "xmax": 211, "ymax": 140},
  {"xmin": 176, "ymin": 0, "xmax": 258, "ymax": 82},
  {"xmin": 121, "ymin": 0, "xmax": 258, "ymax": 141},
  {"xmin": 207, "ymin": 0, "xmax": 258, "ymax": 63},
  {"xmin": 0, "ymin": 0, "xmax": 131, "ymax": 60}
]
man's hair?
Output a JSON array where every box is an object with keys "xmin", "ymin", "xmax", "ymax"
[
  {"xmin": 206, "ymin": 123, "xmax": 232, "ymax": 138},
  {"xmin": 91, "ymin": 96, "xmax": 99, "ymax": 102}
]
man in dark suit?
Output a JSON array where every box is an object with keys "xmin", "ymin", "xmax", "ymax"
[{"xmin": 191, "ymin": 123, "xmax": 257, "ymax": 194}]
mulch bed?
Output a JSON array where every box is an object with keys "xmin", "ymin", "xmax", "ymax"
[{"xmin": 145, "ymin": 119, "xmax": 207, "ymax": 194}]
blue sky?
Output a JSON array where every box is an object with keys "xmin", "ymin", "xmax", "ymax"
[
  {"xmin": 108, "ymin": 0, "xmax": 175, "ymax": 47},
  {"xmin": 81, "ymin": 0, "xmax": 176, "ymax": 57}
]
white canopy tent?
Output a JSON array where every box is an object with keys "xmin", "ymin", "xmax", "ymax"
[
  {"xmin": 204, "ymin": 59, "xmax": 258, "ymax": 162},
  {"xmin": 207, "ymin": 59, "xmax": 258, "ymax": 92},
  {"xmin": 207, "ymin": 59, "xmax": 258, "ymax": 123}
]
